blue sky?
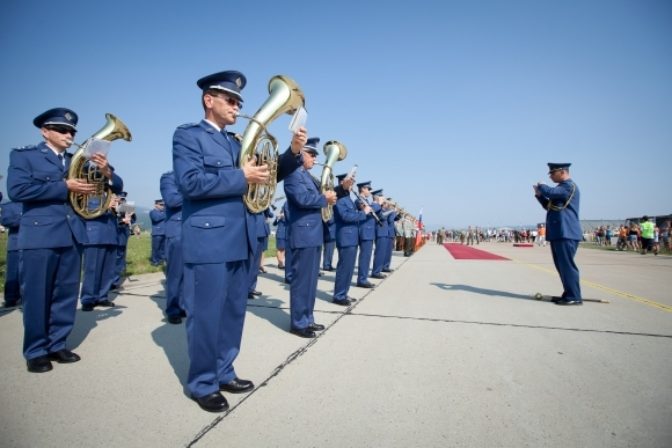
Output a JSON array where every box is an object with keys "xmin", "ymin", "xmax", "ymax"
[{"xmin": 1, "ymin": 0, "xmax": 670, "ymax": 229}]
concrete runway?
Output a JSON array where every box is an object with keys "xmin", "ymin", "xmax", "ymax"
[{"xmin": 1, "ymin": 242, "xmax": 670, "ymax": 447}]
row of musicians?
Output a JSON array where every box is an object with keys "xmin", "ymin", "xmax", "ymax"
[{"xmin": 0, "ymin": 195, "xmax": 136, "ymax": 309}]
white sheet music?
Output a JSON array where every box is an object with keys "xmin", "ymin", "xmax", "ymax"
[
  {"xmin": 288, "ymin": 106, "xmax": 307, "ymax": 133},
  {"xmin": 83, "ymin": 138, "xmax": 112, "ymax": 159}
]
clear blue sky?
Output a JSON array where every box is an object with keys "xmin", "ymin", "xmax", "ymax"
[{"xmin": 2, "ymin": 0, "xmax": 671, "ymax": 229}]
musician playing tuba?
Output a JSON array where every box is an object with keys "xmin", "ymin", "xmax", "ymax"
[
  {"xmin": 6, "ymin": 107, "xmax": 122, "ymax": 374},
  {"xmin": 171, "ymin": 70, "xmax": 309, "ymax": 413}
]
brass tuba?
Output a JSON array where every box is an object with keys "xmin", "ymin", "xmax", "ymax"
[
  {"xmin": 320, "ymin": 140, "xmax": 347, "ymax": 222},
  {"xmin": 238, "ymin": 75, "xmax": 305, "ymax": 213},
  {"xmin": 68, "ymin": 113, "xmax": 132, "ymax": 219}
]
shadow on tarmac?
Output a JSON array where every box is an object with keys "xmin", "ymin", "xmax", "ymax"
[
  {"xmin": 431, "ymin": 282, "xmax": 532, "ymax": 301},
  {"xmin": 68, "ymin": 306, "xmax": 125, "ymax": 349}
]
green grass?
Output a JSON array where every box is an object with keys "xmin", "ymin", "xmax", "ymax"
[{"xmin": 0, "ymin": 232, "xmax": 279, "ymax": 293}]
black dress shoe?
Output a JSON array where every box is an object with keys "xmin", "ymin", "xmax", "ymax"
[
  {"xmin": 551, "ymin": 296, "xmax": 563, "ymax": 303},
  {"xmin": 290, "ymin": 327, "xmax": 316, "ymax": 338},
  {"xmin": 220, "ymin": 378, "xmax": 254, "ymax": 394},
  {"xmin": 250, "ymin": 290, "xmax": 262, "ymax": 296},
  {"xmin": 309, "ymin": 323, "xmax": 325, "ymax": 331},
  {"xmin": 3, "ymin": 301, "xmax": 19, "ymax": 308},
  {"xmin": 194, "ymin": 392, "xmax": 229, "ymax": 413},
  {"xmin": 356, "ymin": 282, "xmax": 375, "ymax": 288},
  {"xmin": 259, "ymin": 267, "xmax": 267, "ymax": 273},
  {"xmin": 555, "ymin": 299, "xmax": 583, "ymax": 306},
  {"xmin": 382, "ymin": 268, "xmax": 394, "ymax": 273},
  {"xmin": 278, "ymin": 263, "xmax": 285, "ymax": 269},
  {"xmin": 27, "ymin": 356, "xmax": 53, "ymax": 373},
  {"xmin": 370, "ymin": 273, "xmax": 387, "ymax": 279},
  {"xmin": 247, "ymin": 293, "xmax": 257, "ymax": 300},
  {"xmin": 81, "ymin": 303, "xmax": 95, "ymax": 312},
  {"xmin": 97, "ymin": 300, "xmax": 115, "ymax": 308},
  {"xmin": 332, "ymin": 298, "xmax": 351, "ymax": 306},
  {"xmin": 48, "ymin": 349, "xmax": 80, "ymax": 363},
  {"xmin": 167, "ymin": 315, "xmax": 182, "ymax": 324},
  {"xmin": 323, "ymin": 267, "xmax": 335, "ymax": 272},
  {"xmin": 179, "ymin": 309, "xmax": 187, "ymax": 317}
]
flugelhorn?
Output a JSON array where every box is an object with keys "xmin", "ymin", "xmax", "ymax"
[
  {"xmin": 320, "ymin": 140, "xmax": 347, "ymax": 222},
  {"xmin": 237, "ymin": 75, "xmax": 305, "ymax": 213},
  {"xmin": 68, "ymin": 113, "xmax": 132, "ymax": 219}
]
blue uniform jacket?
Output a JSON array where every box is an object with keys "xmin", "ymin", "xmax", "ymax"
[
  {"xmin": 7, "ymin": 143, "xmax": 87, "ymax": 249},
  {"xmin": 334, "ymin": 195, "xmax": 367, "ymax": 247},
  {"xmin": 173, "ymin": 121, "xmax": 253, "ymax": 263},
  {"xmin": 84, "ymin": 211, "xmax": 120, "ymax": 246},
  {"xmin": 323, "ymin": 215, "xmax": 336, "ymax": 242},
  {"xmin": 0, "ymin": 201, "xmax": 22, "ymax": 251},
  {"xmin": 375, "ymin": 208, "xmax": 390, "ymax": 238},
  {"xmin": 387, "ymin": 210, "xmax": 397, "ymax": 237},
  {"xmin": 160, "ymin": 171, "xmax": 183, "ymax": 239},
  {"xmin": 284, "ymin": 168, "xmax": 326, "ymax": 249},
  {"xmin": 355, "ymin": 197, "xmax": 380, "ymax": 241},
  {"xmin": 536, "ymin": 179, "xmax": 582, "ymax": 241},
  {"xmin": 149, "ymin": 208, "xmax": 167, "ymax": 236}
]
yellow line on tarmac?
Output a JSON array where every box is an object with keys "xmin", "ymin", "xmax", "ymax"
[{"xmin": 513, "ymin": 259, "xmax": 672, "ymax": 313}]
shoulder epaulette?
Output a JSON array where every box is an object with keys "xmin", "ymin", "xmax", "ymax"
[
  {"xmin": 12, "ymin": 145, "xmax": 38, "ymax": 152},
  {"xmin": 177, "ymin": 122, "xmax": 199, "ymax": 130}
]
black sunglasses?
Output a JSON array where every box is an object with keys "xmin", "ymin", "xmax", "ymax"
[
  {"xmin": 46, "ymin": 125, "xmax": 77, "ymax": 135},
  {"xmin": 214, "ymin": 94, "xmax": 243, "ymax": 109}
]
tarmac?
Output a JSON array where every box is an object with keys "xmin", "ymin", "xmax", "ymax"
[{"xmin": 0, "ymin": 242, "xmax": 671, "ymax": 448}]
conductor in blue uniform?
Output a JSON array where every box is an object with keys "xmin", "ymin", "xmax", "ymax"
[
  {"xmin": 534, "ymin": 163, "xmax": 583, "ymax": 305},
  {"xmin": 8, "ymin": 107, "xmax": 117, "ymax": 373},
  {"xmin": 284, "ymin": 138, "xmax": 337, "ymax": 338},
  {"xmin": 172, "ymin": 70, "xmax": 308, "ymax": 412}
]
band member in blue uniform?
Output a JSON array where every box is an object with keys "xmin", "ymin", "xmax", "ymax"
[
  {"xmin": 281, "ymin": 201, "xmax": 294, "ymax": 283},
  {"xmin": 1, "ymin": 201, "xmax": 23, "ymax": 307},
  {"xmin": 80, "ymin": 194, "xmax": 124, "ymax": 312},
  {"xmin": 273, "ymin": 203, "xmax": 287, "ymax": 269},
  {"xmin": 333, "ymin": 173, "xmax": 370, "ymax": 304},
  {"xmin": 322, "ymin": 212, "xmax": 336, "ymax": 271},
  {"xmin": 149, "ymin": 199, "xmax": 167, "ymax": 265},
  {"xmin": 160, "ymin": 171, "xmax": 185, "ymax": 324},
  {"xmin": 355, "ymin": 181, "xmax": 380, "ymax": 288},
  {"xmin": 247, "ymin": 207, "xmax": 273, "ymax": 299},
  {"xmin": 534, "ymin": 162, "xmax": 583, "ymax": 306},
  {"xmin": 382, "ymin": 197, "xmax": 397, "ymax": 273},
  {"xmin": 284, "ymin": 138, "xmax": 337, "ymax": 338},
  {"xmin": 8, "ymin": 107, "xmax": 116, "ymax": 373},
  {"xmin": 173, "ymin": 70, "xmax": 308, "ymax": 412},
  {"xmin": 370, "ymin": 189, "xmax": 391, "ymax": 279},
  {"xmin": 112, "ymin": 192, "xmax": 134, "ymax": 289}
]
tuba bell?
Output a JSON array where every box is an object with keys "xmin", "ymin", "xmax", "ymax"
[
  {"xmin": 320, "ymin": 140, "xmax": 347, "ymax": 222},
  {"xmin": 68, "ymin": 113, "xmax": 132, "ymax": 219},
  {"xmin": 237, "ymin": 75, "xmax": 305, "ymax": 213}
]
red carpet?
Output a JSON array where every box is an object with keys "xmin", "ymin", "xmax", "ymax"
[{"xmin": 443, "ymin": 243, "xmax": 510, "ymax": 260}]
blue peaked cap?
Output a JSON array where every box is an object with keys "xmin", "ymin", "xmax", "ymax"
[
  {"xmin": 33, "ymin": 107, "xmax": 78, "ymax": 129},
  {"xmin": 197, "ymin": 70, "xmax": 246, "ymax": 101}
]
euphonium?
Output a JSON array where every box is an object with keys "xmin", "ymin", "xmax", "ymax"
[
  {"xmin": 238, "ymin": 75, "xmax": 305, "ymax": 213},
  {"xmin": 68, "ymin": 113, "xmax": 132, "ymax": 219},
  {"xmin": 320, "ymin": 140, "xmax": 347, "ymax": 222}
]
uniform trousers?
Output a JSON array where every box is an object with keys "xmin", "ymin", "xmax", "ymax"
[
  {"xmin": 21, "ymin": 246, "xmax": 82, "ymax": 360},
  {"xmin": 184, "ymin": 259, "xmax": 249, "ymax": 398},
  {"xmin": 248, "ymin": 236, "xmax": 265, "ymax": 293},
  {"xmin": 550, "ymin": 239, "xmax": 581, "ymax": 300},
  {"xmin": 113, "ymin": 245, "xmax": 127, "ymax": 287},
  {"xmin": 4, "ymin": 250, "xmax": 21, "ymax": 303},
  {"xmin": 164, "ymin": 235, "xmax": 184, "ymax": 318},
  {"xmin": 333, "ymin": 246, "xmax": 357, "ymax": 300},
  {"xmin": 284, "ymin": 246, "xmax": 294, "ymax": 283},
  {"xmin": 357, "ymin": 240, "xmax": 374, "ymax": 284},
  {"xmin": 371, "ymin": 237, "xmax": 388, "ymax": 275},
  {"xmin": 322, "ymin": 240, "xmax": 335, "ymax": 269},
  {"xmin": 150, "ymin": 235, "xmax": 166, "ymax": 264},
  {"xmin": 80, "ymin": 245, "xmax": 117, "ymax": 305},
  {"xmin": 383, "ymin": 237, "xmax": 394, "ymax": 270},
  {"xmin": 289, "ymin": 246, "xmax": 320, "ymax": 330}
]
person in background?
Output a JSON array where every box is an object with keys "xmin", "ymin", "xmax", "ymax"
[
  {"xmin": 0, "ymin": 201, "xmax": 23, "ymax": 307},
  {"xmin": 160, "ymin": 171, "xmax": 186, "ymax": 324},
  {"xmin": 149, "ymin": 199, "xmax": 166, "ymax": 266}
]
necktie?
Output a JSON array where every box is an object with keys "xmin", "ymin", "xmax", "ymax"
[{"xmin": 58, "ymin": 153, "xmax": 64, "ymax": 167}]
